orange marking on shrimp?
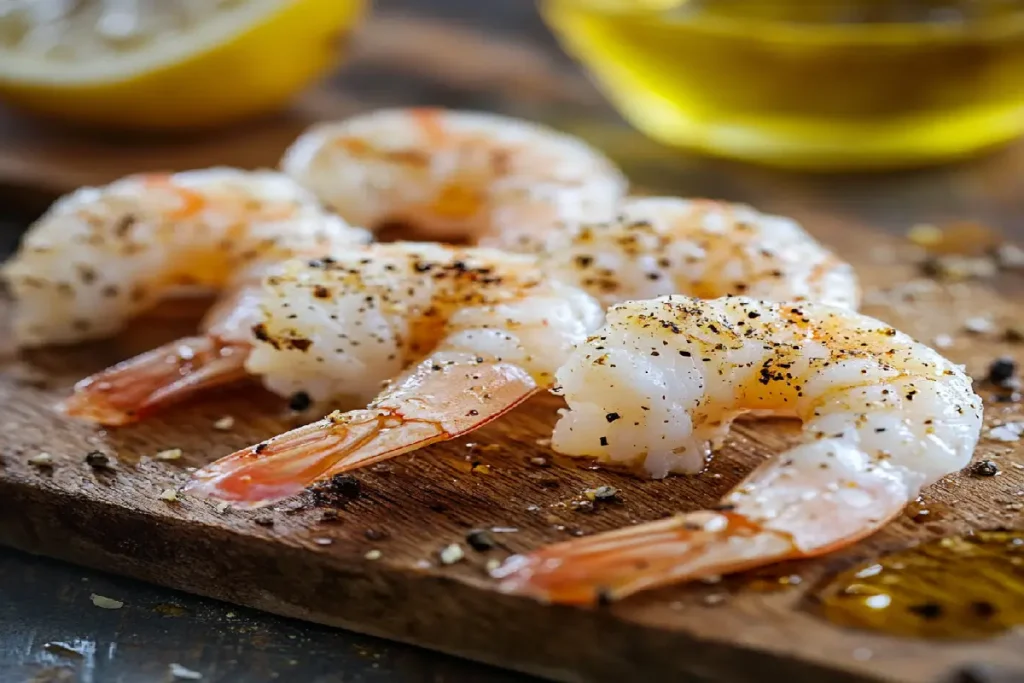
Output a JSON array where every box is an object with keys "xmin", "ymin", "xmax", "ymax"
[
  {"xmin": 139, "ymin": 174, "xmax": 208, "ymax": 219},
  {"xmin": 430, "ymin": 183, "xmax": 484, "ymax": 220},
  {"xmin": 334, "ymin": 136, "xmax": 372, "ymax": 155},
  {"xmin": 411, "ymin": 107, "xmax": 447, "ymax": 144},
  {"xmin": 166, "ymin": 187, "xmax": 207, "ymax": 219}
]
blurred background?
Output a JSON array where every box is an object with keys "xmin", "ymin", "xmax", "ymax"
[
  {"xmin": 1, "ymin": 2, "xmax": 1024, "ymax": 683},
  {"xmin": 1, "ymin": 0, "xmax": 1024, "ymax": 175}
]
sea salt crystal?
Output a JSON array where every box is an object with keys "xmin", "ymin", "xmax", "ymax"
[
  {"xmin": 90, "ymin": 594, "xmax": 123, "ymax": 609},
  {"xmin": 169, "ymin": 663, "xmax": 203, "ymax": 680},
  {"xmin": 964, "ymin": 317, "xmax": 996, "ymax": 334},
  {"xmin": 987, "ymin": 422, "xmax": 1024, "ymax": 442}
]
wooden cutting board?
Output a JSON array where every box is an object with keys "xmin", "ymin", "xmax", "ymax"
[
  {"xmin": 2, "ymin": 7, "xmax": 1024, "ymax": 683},
  {"xmin": 2, "ymin": 196, "xmax": 1024, "ymax": 683}
]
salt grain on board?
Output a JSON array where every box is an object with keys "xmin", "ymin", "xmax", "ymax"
[
  {"xmin": 90, "ymin": 594, "xmax": 123, "ymax": 609},
  {"xmin": 439, "ymin": 543, "xmax": 465, "ymax": 565},
  {"xmin": 28, "ymin": 452, "xmax": 53, "ymax": 467},
  {"xmin": 964, "ymin": 316, "xmax": 996, "ymax": 334},
  {"xmin": 169, "ymin": 663, "xmax": 203, "ymax": 680},
  {"xmin": 987, "ymin": 423, "xmax": 1024, "ymax": 442}
]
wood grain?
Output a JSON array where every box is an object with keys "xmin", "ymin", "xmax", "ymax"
[{"xmin": 2, "ymin": 219, "xmax": 1024, "ymax": 682}]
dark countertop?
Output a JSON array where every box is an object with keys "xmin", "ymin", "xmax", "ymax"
[{"xmin": 0, "ymin": 547, "xmax": 529, "ymax": 683}]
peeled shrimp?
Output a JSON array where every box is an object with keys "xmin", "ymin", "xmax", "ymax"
[
  {"xmin": 3, "ymin": 168, "xmax": 370, "ymax": 424},
  {"xmin": 535, "ymin": 197, "xmax": 859, "ymax": 310},
  {"xmin": 282, "ymin": 109, "xmax": 856, "ymax": 307},
  {"xmin": 281, "ymin": 107, "xmax": 627, "ymax": 246},
  {"xmin": 493, "ymin": 295, "xmax": 982, "ymax": 604},
  {"xmin": 184, "ymin": 242, "xmax": 603, "ymax": 506}
]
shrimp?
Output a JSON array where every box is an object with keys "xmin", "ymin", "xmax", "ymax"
[
  {"xmin": 184, "ymin": 243, "xmax": 603, "ymax": 506},
  {"xmin": 2, "ymin": 168, "xmax": 370, "ymax": 424},
  {"xmin": 283, "ymin": 112, "xmax": 856, "ymax": 307},
  {"xmin": 534, "ymin": 197, "xmax": 859, "ymax": 310},
  {"xmin": 493, "ymin": 295, "xmax": 982, "ymax": 605},
  {"xmin": 281, "ymin": 107, "xmax": 627, "ymax": 246},
  {"xmin": 56, "ymin": 270, "xmax": 268, "ymax": 426}
]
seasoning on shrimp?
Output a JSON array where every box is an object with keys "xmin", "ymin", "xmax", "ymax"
[
  {"xmin": 2, "ymin": 168, "xmax": 371, "ymax": 424},
  {"xmin": 492, "ymin": 295, "xmax": 983, "ymax": 605},
  {"xmin": 281, "ymin": 107, "xmax": 627, "ymax": 247},
  {"xmin": 534, "ymin": 198, "xmax": 858, "ymax": 310},
  {"xmin": 281, "ymin": 110, "xmax": 858, "ymax": 309},
  {"xmin": 184, "ymin": 242, "xmax": 603, "ymax": 506}
]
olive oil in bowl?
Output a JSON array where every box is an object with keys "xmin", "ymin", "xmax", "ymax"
[{"xmin": 540, "ymin": 0, "xmax": 1024, "ymax": 170}]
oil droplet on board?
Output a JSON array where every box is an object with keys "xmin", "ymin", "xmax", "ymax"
[
  {"xmin": 436, "ymin": 452, "xmax": 496, "ymax": 475},
  {"xmin": 744, "ymin": 569, "xmax": 804, "ymax": 593},
  {"xmin": 817, "ymin": 530, "xmax": 1024, "ymax": 639},
  {"xmin": 903, "ymin": 497, "xmax": 950, "ymax": 524}
]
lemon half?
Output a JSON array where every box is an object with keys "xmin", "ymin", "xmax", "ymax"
[{"xmin": 0, "ymin": 0, "xmax": 365, "ymax": 130}]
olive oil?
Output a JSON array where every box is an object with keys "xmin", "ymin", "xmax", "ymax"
[
  {"xmin": 818, "ymin": 530, "xmax": 1024, "ymax": 639},
  {"xmin": 541, "ymin": 0, "xmax": 1024, "ymax": 170}
]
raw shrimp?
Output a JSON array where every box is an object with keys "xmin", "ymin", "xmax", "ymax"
[
  {"xmin": 184, "ymin": 242, "xmax": 603, "ymax": 506},
  {"xmin": 3, "ymin": 168, "xmax": 370, "ymax": 424},
  {"xmin": 534, "ymin": 197, "xmax": 859, "ymax": 309},
  {"xmin": 493, "ymin": 295, "xmax": 982, "ymax": 604},
  {"xmin": 281, "ymin": 107, "xmax": 627, "ymax": 246}
]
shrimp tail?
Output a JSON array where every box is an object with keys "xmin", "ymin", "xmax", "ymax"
[
  {"xmin": 59, "ymin": 337, "xmax": 250, "ymax": 426},
  {"xmin": 495, "ymin": 442, "xmax": 914, "ymax": 605},
  {"xmin": 493, "ymin": 512, "xmax": 798, "ymax": 605},
  {"xmin": 184, "ymin": 357, "xmax": 539, "ymax": 507}
]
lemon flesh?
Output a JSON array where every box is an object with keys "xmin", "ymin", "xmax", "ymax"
[{"xmin": 0, "ymin": 0, "xmax": 365, "ymax": 130}]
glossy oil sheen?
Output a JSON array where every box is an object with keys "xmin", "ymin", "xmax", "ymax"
[
  {"xmin": 817, "ymin": 530, "xmax": 1024, "ymax": 638},
  {"xmin": 541, "ymin": 0, "xmax": 1024, "ymax": 170}
]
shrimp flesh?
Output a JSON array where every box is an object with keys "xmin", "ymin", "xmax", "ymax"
[
  {"xmin": 57, "ymin": 270, "xmax": 267, "ymax": 425},
  {"xmin": 4, "ymin": 168, "xmax": 369, "ymax": 347},
  {"xmin": 4, "ymin": 168, "xmax": 370, "ymax": 424},
  {"xmin": 535, "ymin": 197, "xmax": 858, "ymax": 310},
  {"xmin": 494, "ymin": 295, "xmax": 982, "ymax": 604},
  {"xmin": 281, "ymin": 107, "xmax": 627, "ymax": 246},
  {"xmin": 184, "ymin": 242, "xmax": 603, "ymax": 506}
]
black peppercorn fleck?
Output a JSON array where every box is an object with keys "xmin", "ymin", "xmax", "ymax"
[
  {"xmin": 288, "ymin": 391, "xmax": 312, "ymax": 412},
  {"xmin": 969, "ymin": 460, "xmax": 999, "ymax": 477},
  {"xmin": 908, "ymin": 602, "xmax": 944, "ymax": 619},
  {"xmin": 465, "ymin": 529, "xmax": 496, "ymax": 551},
  {"xmin": 986, "ymin": 357, "xmax": 1017, "ymax": 385},
  {"xmin": 84, "ymin": 451, "xmax": 110, "ymax": 469},
  {"xmin": 970, "ymin": 600, "xmax": 997, "ymax": 618},
  {"xmin": 310, "ymin": 474, "xmax": 361, "ymax": 505}
]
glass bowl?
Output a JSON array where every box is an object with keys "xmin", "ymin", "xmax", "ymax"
[{"xmin": 540, "ymin": 0, "xmax": 1024, "ymax": 170}]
